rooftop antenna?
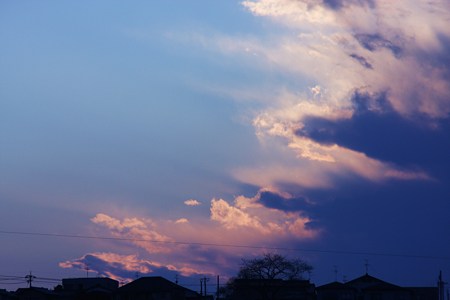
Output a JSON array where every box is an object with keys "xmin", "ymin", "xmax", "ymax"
[
  {"xmin": 175, "ymin": 274, "xmax": 179, "ymax": 285},
  {"xmin": 25, "ymin": 271, "xmax": 35, "ymax": 288},
  {"xmin": 333, "ymin": 266, "xmax": 338, "ymax": 282},
  {"xmin": 364, "ymin": 259, "xmax": 369, "ymax": 275},
  {"xmin": 438, "ymin": 271, "xmax": 447, "ymax": 300},
  {"xmin": 85, "ymin": 265, "xmax": 89, "ymax": 278}
]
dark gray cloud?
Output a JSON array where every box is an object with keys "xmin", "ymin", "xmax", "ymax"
[
  {"xmin": 258, "ymin": 191, "xmax": 311, "ymax": 212},
  {"xmin": 414, "ymin": 34, "xmax": 450, "ymax": 80},
  {"xmin": 354, "ymin": 33, "xmax": 403, "ymax": 58},
  {"xmin": 64, "ymin": 254, "xmax": 185, "ymax": 283},
  {"xmin": 349, "ymin": 53, "xmax": 373, "ymax": 69},
  {"xmin": 322, "ymin": 0, "xmax": 375, "ymax": 10},
  {"xmin": 296, "ymin": 92, "xmax": 450, "ymax": 178}
]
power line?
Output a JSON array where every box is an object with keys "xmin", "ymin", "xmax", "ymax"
[
  {"xmin": 1, "ymin": 229, "xmax": 449, "ymax": 261},
  {"xmin": 0, "ymin": 275, "xmax": 25, "ymax": 279}
]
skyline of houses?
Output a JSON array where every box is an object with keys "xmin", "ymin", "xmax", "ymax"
[{"xmin": 0, "ymin": 270, "xmax": 446, "ymax": 300}]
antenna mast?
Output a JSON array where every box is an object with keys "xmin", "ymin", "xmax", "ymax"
[
  {"xmin": 25, "ymin": 271, "xmax": 36, "ymax": 288},
  {"xmin": 364, "ymin": 259, "xmax": 369, "ymax": 275}
]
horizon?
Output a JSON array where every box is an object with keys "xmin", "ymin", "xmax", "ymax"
[
  {"xmin": 1, "ymin": 0, "xmax": 450, "ymax": 292},
  {"xmin": 0, "ymin": 258, "xmax": 445, "ymax": 292}
]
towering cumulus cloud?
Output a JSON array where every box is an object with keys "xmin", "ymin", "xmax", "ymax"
[
  {"xmin": 59, "ymin": 1, "xmax": 450, "ymax": 283},
  {"xmin": 234, "ymin": 0, "xmax": 450, "ymax": 190}
]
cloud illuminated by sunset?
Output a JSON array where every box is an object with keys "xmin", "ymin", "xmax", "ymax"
[
  {"xmin": 52, "ymin": 0, "xmax": 450, "ymax": 286},
  {"xmin": 62, "ymin": 190, "xmax": 319, "ymax": 282},
  {"xmin": 184, "ymin": 199, "xmax": 201, "ymax": 206}
]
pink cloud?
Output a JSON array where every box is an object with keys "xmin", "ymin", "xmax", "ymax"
[
  {"xmin": 59, "ymin": 252, "xmax": 205, "ymax": 284},
  {"xmin": 62, "ymin": 189, "xmax": 320, "ymax": 281},
  {"xmin": 91, "ymin": 213, "xmax": 173, "ymax": 253},
  {"xmin": 184, "ymin": 199, "xmax": 201, "ymax": 206},
  {"xmin": 210, "ymin": 192, "xmax": 318, "ymax": 239},
  {"xmin": 210, "ymin": 198, "xmax": 267, "ymax": 232}
]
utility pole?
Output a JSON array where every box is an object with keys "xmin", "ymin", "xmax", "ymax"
[
  {"xmin": 25, "ymin": 271, "xmax": 35, "ymax": 288},
  {"xmin": 216, "ymin": 275, "xmax": 220, "ymax": 300},
  {"xmin": 205, "ymin": 277, "xmax": 209, "ymax": 296},
  {"xmin": 438, "ymin": 271, "xmax": 447, "ymax": 300},
  {"xmin": 200, "ymin": 277, "xmax": 209, "ymax": 296}
]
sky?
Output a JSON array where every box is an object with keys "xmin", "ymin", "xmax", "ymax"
[{"xmin": 1, "ymin": 0, "xmax": 450, "ymax": 292}]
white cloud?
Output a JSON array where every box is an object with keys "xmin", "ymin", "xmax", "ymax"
[
  {"xmin": 210, "ymin": 194, "xmax": 319, "ymax": 239},
  {"xmin": 240, "ymin": 0, "xmax": 450, "ymax": 118},
  {"xmin": 184, "ymin": 199, "xmax": 201, "ymax": 206},
  {"xmin": 91, "ymin": 213, "xmax": 173, "ymax": 253},
  {"xmin": 210, "ymin": 198, "xmax": 267, "ymax": 232},
  {"xmin": 63, "ymin": 190, "xmax": 321, "ymax": 281},
  {"xmin": 175, "ymin": 218, "xmax": 189, "ymax": 224},
  {"xmin": 212, "ymin": 0, "xmax": 450, "ymax": 189}
]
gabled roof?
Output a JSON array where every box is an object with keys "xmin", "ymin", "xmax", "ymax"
[
  {"xmin": 344, "ymin": 273, "xmax": 404, "ymax": 291},
  {"xmin": 345, "ymin": 273, "xmax": 388, "ymax": 286},
  {"xmin": 317, "ymin": 281, "xmax": 355, "ymax": 290},
  {"xmin": 118, "ymin": 276, "xmax": 198, "ymax": 296}
]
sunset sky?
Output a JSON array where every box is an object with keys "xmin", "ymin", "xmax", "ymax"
[{"xmin": 1, "ymin": 0, "xmax": 450, "ymax": 291}]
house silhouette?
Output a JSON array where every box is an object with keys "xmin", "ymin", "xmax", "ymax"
[
  {"xmin": 115, "ymin": 276, "xmax": 203, "ymax": 300},
  {"xmin": 316, "ymin": 273, "xmax": 438, "ymax": 300}
]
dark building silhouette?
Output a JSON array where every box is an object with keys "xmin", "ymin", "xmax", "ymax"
[
  {"xmin": 316, "ymin": 273, "xmax": 438, "ymax": 300},
  {"xmin": 57, "ymin": 277, "xmax": 119, "ymax": 300},
  {"xmin": 228, "ymin": 278, "xmax": 316, "ymax": 300},
  {"xmin": 15, "ymin": 287, "xmax": 58, "ymax": 300},
  {"xmin": 0, "ymin": 289, "xmax": 16, "ymax": 300},
  {"xmin": 0, "ymin": 270, "xmax": 442, "ymax": 300},
  {"xmin": 316, "ymin": 281, "xmax": 356, "ymax": 300},
  {"xmin": 115, "ymin": 276, "xmax": 202, "ymax": 300}
]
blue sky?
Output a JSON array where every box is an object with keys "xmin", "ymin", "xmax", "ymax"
[{"xmin": 1, "ymin": 0, "xmax": 450, "ymax": 291}]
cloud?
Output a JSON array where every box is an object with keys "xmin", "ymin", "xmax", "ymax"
[
  {"xmin": 62, "ymin": 189, "xmax": 320, "ymax": 282},
  {"xmin": 210, "ymin": 198, "xmax": 266, "ymax": 231},
  {"xmin": 214, "ymin": 0, "xmax": 450, "ymax": 192},
  {"xmin": 175, "ymin": 218, "xmax": 189, "ymax": 224},
  {"xmin": 184, "ymin": 199, "xmax": 201, "ymax": 206},
  {"xmin": 299, "ymin": 92, "xmax": 450, "ymax": 170},
  {"xmin": 210, "ymin": 190, "xmax": 319, "ymax": 238},
  {"xmin": 60, "ymin": 1, "xmax": 450, "ymax": 284},
  {"xmin": 59, "ymin": 252, "xmax": 203, "ymax": 284},
  {"xmin": 233, "ymin": 90, "xmax": 430, "ymax": 190},
  {"xmin": 91, "ymin": 213, "xmax": 173, "ymax": 253},
  {"xmin": 240, "ymin": 0, "xmax": 450, "ymax": 118}
]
